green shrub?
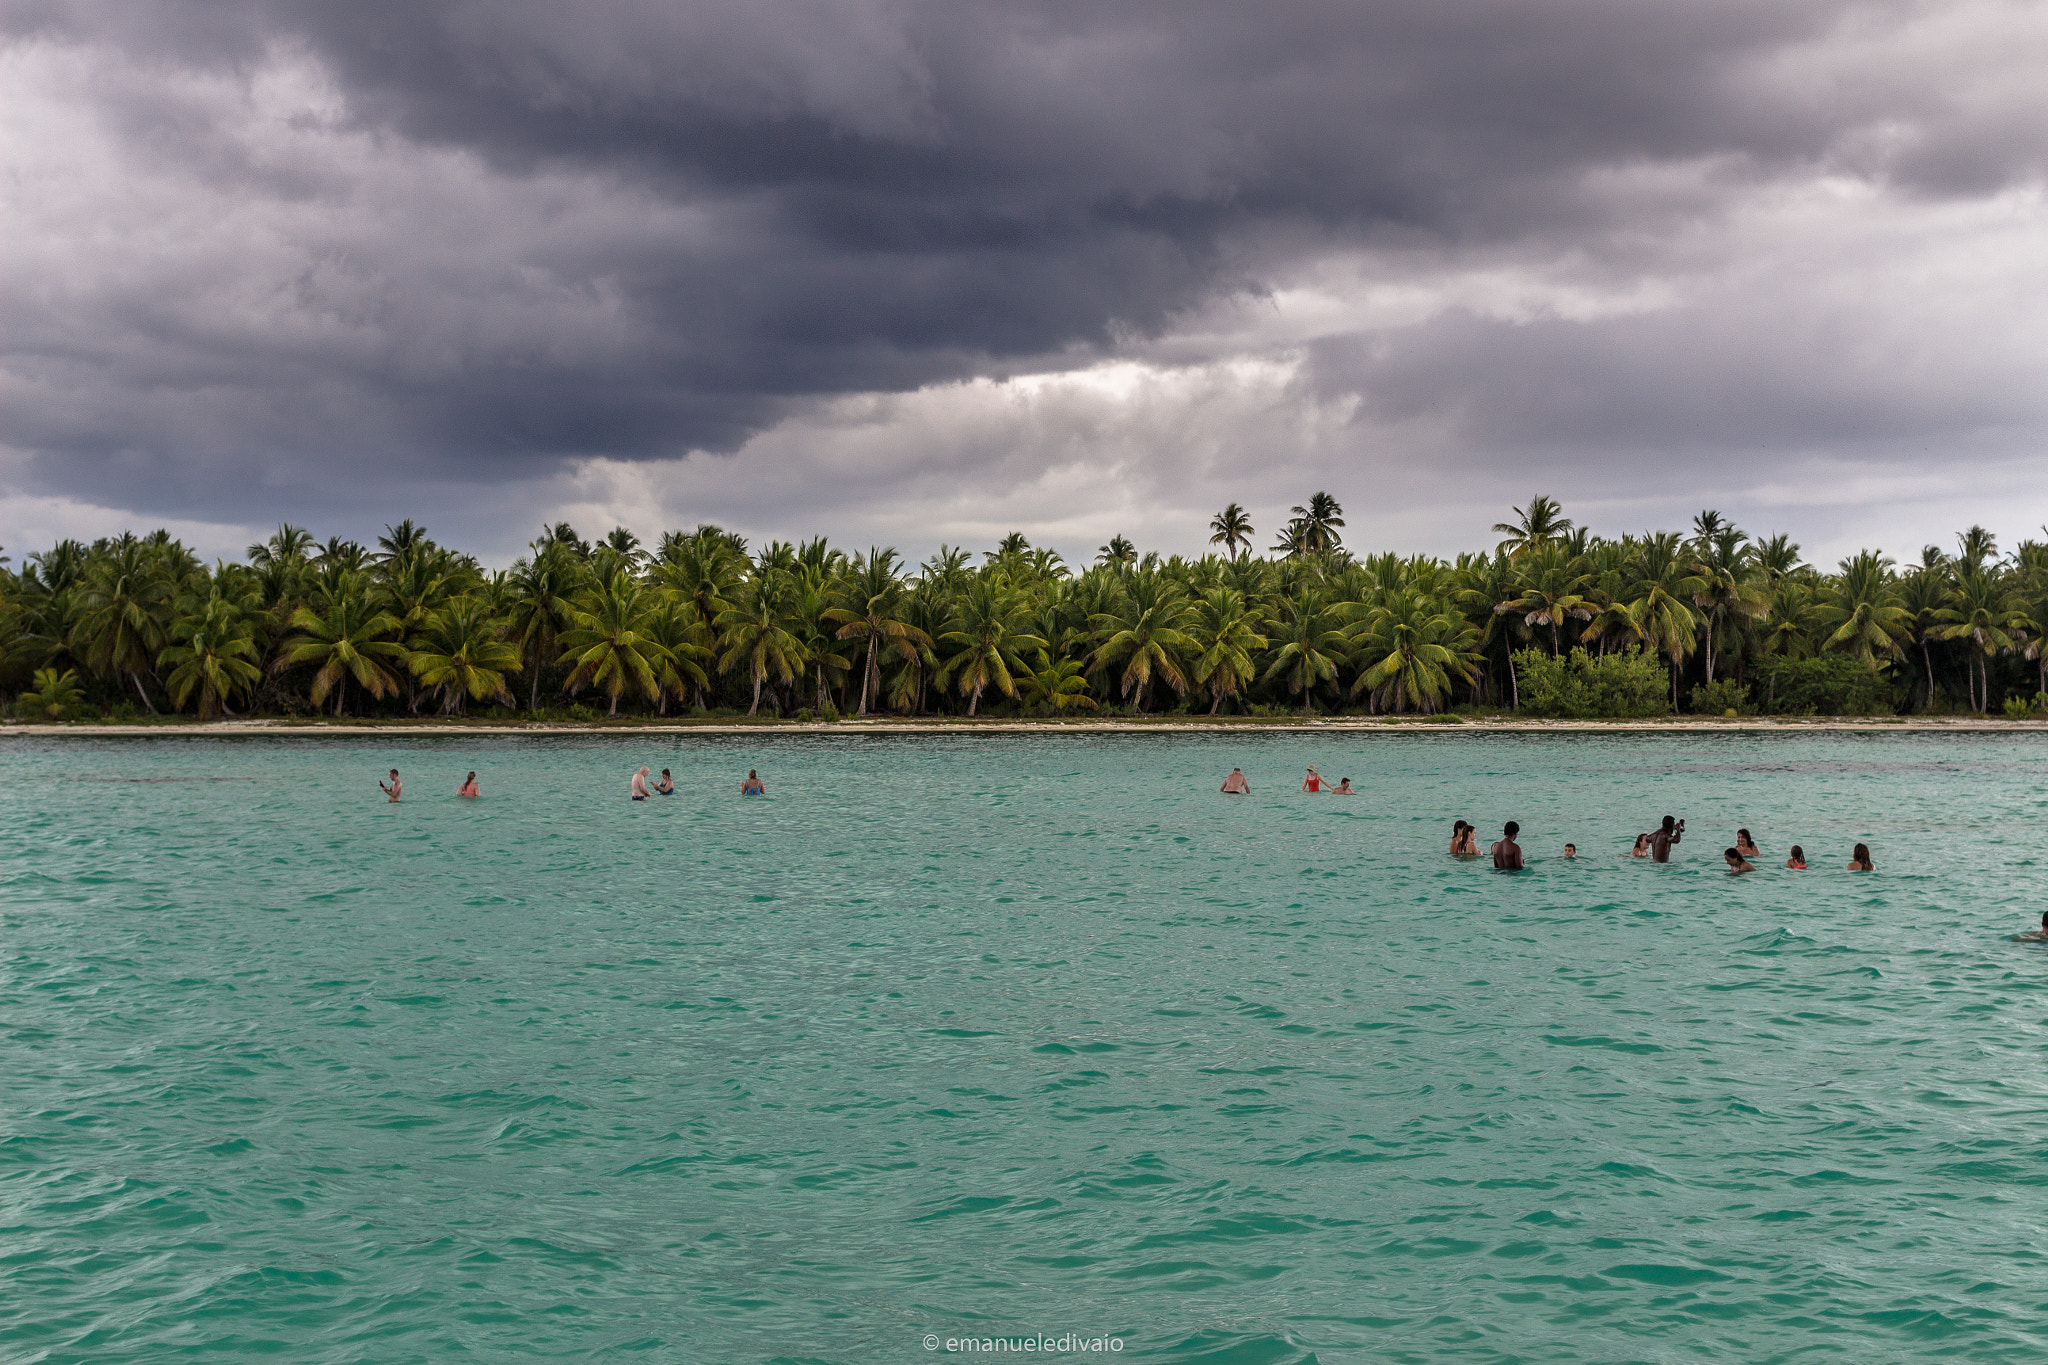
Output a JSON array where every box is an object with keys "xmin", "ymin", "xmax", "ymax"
[
  {"xmin": 2003, "ymin": 695, "xmax": 2040, "ymax": 720},
  {"xmin": 110, "ymin": 700, "xmax": 139, "ymax": 721},
  {"xmin": 1513, "ymin": 647, "xmax": 1670, "ymax": 719},
  {"xmin": 1689, "ymin": 678, "xmax": 1751, "ymax": 716},
  {"xmin": 1753, "ymin": 654, "xmax": 1898, "ymax": 715},
  {"xmin": 566, "ymin": 703, "xmax": 598, "ymax": 722}
]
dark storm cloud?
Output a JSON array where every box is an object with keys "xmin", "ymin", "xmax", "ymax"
[{"xmin": 3, "ymin": 0, "xmax": 2044, "ymax": 535}]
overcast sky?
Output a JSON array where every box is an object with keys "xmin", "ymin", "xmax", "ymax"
[{"xmin": 4, "ymin": 0, "xmax": 2045, "ymax": 568}]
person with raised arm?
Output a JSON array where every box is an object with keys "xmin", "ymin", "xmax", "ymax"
[
  {"xmin": 380, "ymin": 769, "xmax": 402, "ymax": 803},
  {"xmin": 1647, "ymin": 816, "xmax": 1684, "ymax": 863}
]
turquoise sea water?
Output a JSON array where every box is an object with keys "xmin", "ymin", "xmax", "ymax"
[{"xmin": 3, "ymin": 731, "xmax": 2046, "ymax": 1364}]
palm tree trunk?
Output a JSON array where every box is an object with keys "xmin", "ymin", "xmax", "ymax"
[
  {"xmin": 609, "ymin": 689, "xmax": 620, "ymax": 717},
  {"xmin": 1508, "ymin": 652, "xmax": 1519, "ymax": 710},
  {"xmin": 858, "ymin": 636, "xmax": 875, "ymax": 716},
  {"xmin": 529, "ymin": 649, "xmax": 541, "ymax": 711},
  {"xmin": 749, "ymin": 669, "xmax": 763, "ymax": 716},
  {"xmin": 968, "ymin": 681, "xmax": 981, "ymax": 716},
  {"xmin": 130, "ymin": 670, "xmax": 158, "ymax": 714}
]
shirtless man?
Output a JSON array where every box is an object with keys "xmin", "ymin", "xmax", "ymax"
[
  {"xmin": 1562, "ymin": 843, "xmax": 1577, "ymax": 859},
  {"xmin": 1723, "ymin": 847, "xmax": 1756, "ymax": 874},
  {"xmin": 1647, "ymin": 816, "xmax": 1684, "ymax": 863},
  {"xmin": 1220, "ymin": 768, "xmax": 1250, "ymax": 795},
  {"xmin": 630, "ymin": 766, "xmax": 651, "ymax": 800},
  {"xmin": 741, "ymin": 769, "xmax": 765, "ymax": 795},
  {"xmin": 457, "ymin": 771, "xmax": 479, "ymax": 798},
  {"xmin": 380, "ymin": 769, "xmax": 401, "ymax": 802},
  {"xmin": 1491, "ymin": 821, "xmax": 1525, "ymax": 871},
  {"xmin": 1334, "ymin": 778, "xmax": 1355, "ymax": 794}
]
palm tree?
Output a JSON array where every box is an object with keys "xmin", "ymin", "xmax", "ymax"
[
  {"xmin": 641, "ymin": 599, "xmax": 713, "ymax": 714},
  {"xmin": 559, "ymin": 571, "xmax": 672, "ymax": 717},
  {"xmin": 715, "ymin": 573, "xmax": 809, "ymax": 717},
  {"xmin": 1208, "ymin": 504, "xmax": 1255, "ymax": 558},
  {"xmin": 1188, "ymin": 587, "xmax": 1268, "ymax": 714},
  {"xmin": 1260, "ymin": 590, "xmax": 1345, "ymax": 713},
  {"xmin": 1350, "ymin": 589, "xmax": 1479, "ymax": 714},
  {"xmin": 503, "ymin": 546, "xmax": 581, "ymax": 711},
  {"xmin": 1097, "ymin": 535, "xmax": 1138, "ymax": 570},
  {"xmin": 1017, "ymin": 649, "xmax": 1099, "ymax": 714},
  {"xmin": 824, "ymin": 549, "xmax": 929, "ymax": 716},
  {"xmin": 409, "ymin": 598, "xmax": 523, "ymax": 715},
  {"xmin": 1287, "ymin": 492, "xmax": 1345, "ymax": 556},
  {"xmin": 1753, "ymin": 533, "xmax": 1803, "ymax": 582},
  {"xmin": 1817, "ymin": 550, "xmax": 1909, "ymax": 668},
  {"xmin": 936, "ymin": 579, "xmax": 1044, "ymax": 715},
  {"xmin": 1935, "ymin": 567, "xmax": 2020, "ymax": 712},
  {"xmin": 74, "ymin": 538, "xmax": 175, "ymax": 712},
  {"xmin": 1689, "ymin": 528, "xmax": 1767, "ymax": 682},
  {"xmin": 375, "ymin": 518, "xmax": 432, "ymax": 565},
  {"xmin": 1502, "ymin": 542, "xmax": 1593, "ymax": 656},
  {"xmin": 17, "ymin": 667, "xmax": 87, "ymax": 720},
  {"xmin": 1493, "ymin": 495, "xmax": 1573, "ymax": 557},
  {"xmin": 1088, "ymin": 573, "xmax": 1193, "ymax": 712},
  {"xmin": 277, "ymin": 577, "xmax": 409, "ymax": 715},
  {"xmin": 1626, "ymin": 532, "xmax": 1704, "ymax": 709},
  {"xmin": 1895, "ymin": 564, "xmax": 1952, "ymax": 709},
  {"xmin": 161, "ymin": 591, "xmax": 263, "ymax": 718}
]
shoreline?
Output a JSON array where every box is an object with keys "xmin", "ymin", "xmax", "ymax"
[{"xmin": 2, "ymin": 716, "xmax": 2041, "ymax": 738}]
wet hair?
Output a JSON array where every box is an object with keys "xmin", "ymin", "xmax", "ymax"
[
  {"xmin": 661, "ymin": 768, "xmax": 671, "ymax": 776},
  {"xmin": 1724, "ymin": 847, "xmax": 1741, "ymax": 859},
  {"xmin": 748, "ymin": 769, "xmax": 758, "ymax": 778},
  {"xmin": 1852, "ymin": 843, "xmax": 1872, "ymax": 866},
  {"xmin": 1504, "ymin": 821, "xmax": 1520, "ymax": 837},
  {"xmin": 466, "ymin": 771, "xmax": 475, "ymax": 780},
  {"xmin": 1660, "ymin": 815, "xmax": 1676, "ymax": 830},
  {"xmin": 1633, "ymin": 833, "xmax": 1649, "ymax": 848},
  {"xmin": 1453, "ymin": 820, "xmax": 1468, "ymax": 831},
  {"xmin": 2040, "ymin": 911, "xmax": 2048, "ymax": 931},
  {"xmin": 1563, "ymin": 843, "xmax": 1576, "ymax": 852},
  {"xmin": 389, "ymin": 769, "xmax": 399, "ymax": 776},
  {"xmin": 1789, "ymin": 845, "xmax": 1804, "ymax": 860},
  {"xmin": 1737, "ymin": 829, "xmax": 1752, "ymax": 842}
]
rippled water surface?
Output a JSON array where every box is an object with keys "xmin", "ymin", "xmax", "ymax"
[{"xmin": 4, "ymin": 731, "xmax": 2047, "ymax": 1364}]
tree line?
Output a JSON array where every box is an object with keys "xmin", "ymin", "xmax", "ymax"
[{"xmin": 3, "ymin": 495, "xmax": 2045, "ymax": 722}]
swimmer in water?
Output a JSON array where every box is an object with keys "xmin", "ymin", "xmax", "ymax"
[
  {"xmin": 1631, "ymin": 833, "xmax": 1651, "ymax": 858},
  {"xmin": 1449, "ymin": 821, "xmax": 1475, "ymax": 855},
  {"xmin": 1785, "ymin": 845, "xmax": 1807, "ymax": 869},
  {"xmin": 380, "ymin": 768, "xmax": 401, "ymax": 803},
  {"xmin": 1847, "ymin": 843, "xmax": 1875, "ymax": 872},
  {"xmin": 1334, "ymin": 778, "xmax": 1354, "ymax": 794},
  {"xmin": 1220, "ymin": 767, "xmax": 1250, "ymax": 795},
  {"xmin": 2013, "ymin": 911, "xmax": 2048, "ymax": 943},
  {"xmin": 1456, "ymin": 822, "xmax": 1481, "ymax": 855},
  {"xmin": 457, "ymin": 771, "xmax": 479, "ymax": 798},
  {"xmin": 741, "ymin": 769, "xmax": 765, "ymax": 795},
  {"xmin": 655, "ymin": 768, "xmax": 675, "ymax": 795},
  {"xmin": 1562, "ymin": 843, "xmax": 1577, "ymax": 859},
  {"xmin": 1735, "ymin": 828, "xmax": 1761, "ymax": 858},
  {"xmin": 1724, "ymin": 846, "xmax": 1756, "ymax": 874},
  {"xmin": 1301, "ymin": 767, "xmax": 1327, "ymax": 793},
  {"xmin": 631, "ymin": 766, "xmax": 650, "ymax": 800},
  {"xmin": 1491, "ymin": 821, "xmax": 1525, "ymax": 871},
  {"xmin": 1647, "ymin": 816, "xmax": 1684, "ymax": 863}
]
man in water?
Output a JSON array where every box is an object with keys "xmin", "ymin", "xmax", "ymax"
[
  {"xmin": 1220, "ymin": 768, "xmax": 1250, "ymax": 794},
  {"xmin": 741, "ymin": 769, "xmax": 765, "ymax": 795},
  {"xmin": 1562, "ymin": 843, "xmax": 1577, "ymax": 859},
  {"xmin": 630, "ymin": 766, "xmax": 651, "ymax": 800},
  {"xmin": 380, "ymin": 769, "xmax": 401, "ymax": 802},
  {"xmin": 1648, "ymin": 816, "xmax": 1684, "ymax": 863},
  {"xmin": 1333, "ymin": 778, "xmax": 1354, "ymax": 794},
  {"xmin": 1723, "ymin": 846, "xmax": 1756, "ymax": 874},
  {"xmin": 1492, "ymin": 821, "xmax": 1524, "ymax": 870}
]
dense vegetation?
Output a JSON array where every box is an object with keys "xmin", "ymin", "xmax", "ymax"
[{"xmin": 3, "ymin": 496, "xmax": 2045, "ymax": 722}]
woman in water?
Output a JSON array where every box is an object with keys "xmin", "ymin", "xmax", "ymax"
[
  {"xmin": 1723, "ymin": 846, "xmax": 1756, "ymax": 874},
  {"xmin": 1847, "ymin": 843, "xmax": 1875, "ymax": 871},
  {"xmin": 655, "ymin": 768, "xmax": 675, "ymax": 795},
  {"xmin": 741, "ymin": 769, "xmax": 765, "ymax": 795},
  {"xmin": 1449, "ymin": 821, "xmax": 1477, "ymax": 855},
  {"xmin": 1631, "ymin": 833, "xmax": 1651, "ymax": 858},
  {"xmin": 1785, "ymin": 845, "xmax": 1807, "ymax": 869},
  {"xmin": 1301, "ymin": 767, "xmax": 1327, "ymax": 793},
  {"xmin": 1735, "ymin": 829, "xmax": 1761, "ymax": 858},
  {"xmin": 457, "ymin": 771, "xmax": 479, "ymax": 798}
]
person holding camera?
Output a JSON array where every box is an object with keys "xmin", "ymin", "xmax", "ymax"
[{"xmin": 1647, "ymin": 815, "xmax": 1684, "ymax": 863}]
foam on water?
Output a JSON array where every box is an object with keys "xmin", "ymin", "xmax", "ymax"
[{"xmin": 2, "ymin": 731, "xmax": 2045, "ymax": 1363}]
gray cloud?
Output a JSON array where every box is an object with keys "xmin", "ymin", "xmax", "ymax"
[{"xmin": 2, "ymin": 0, "xmax": 2044, "ymax": 555}]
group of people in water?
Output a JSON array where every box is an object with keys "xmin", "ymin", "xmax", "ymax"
[
  {"xmin": 374, "ymin": 765, "xmax": 768, "ymax": 802},
  {"xmin": 1222, "ymin": 766, "xmax": 1880, "ymax": 874}
]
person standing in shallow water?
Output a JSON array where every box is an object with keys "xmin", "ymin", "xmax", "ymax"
[
  {"xmin": 1847, "ymin": 843, "xmax": 1875, "ymax": 871},
  {"xmin": 654, "ymin": 769, "xmax": 675, "ymax": 795},
  {"xmin": 457, "ymin": 771, "xmax": 479, "ymax": 798},
  {"xmin": 1220, "ymin": 768, "xmax": 1250, "ymax": 795},
  {"xmin": 741, "ymin": 769, "xmax": 765, "ymax": 795},
  {"xmin": 1785, "ymin": 845, "xmax": 1807, "ymax": 869},
  {"xmin": 630, "ymin": 766, "xmax": 650, "ymax": 801},
  {"xmin": 1648, "ymin": 816, "xmax": 1684, "ymax": 863},
  {"xmin": 1492, "ymin": 822, "xmax": 1525, "ymax": 870},
  {"xmin": 380, "ymin": 769, "xmax": 401, "ymax": 803}
]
